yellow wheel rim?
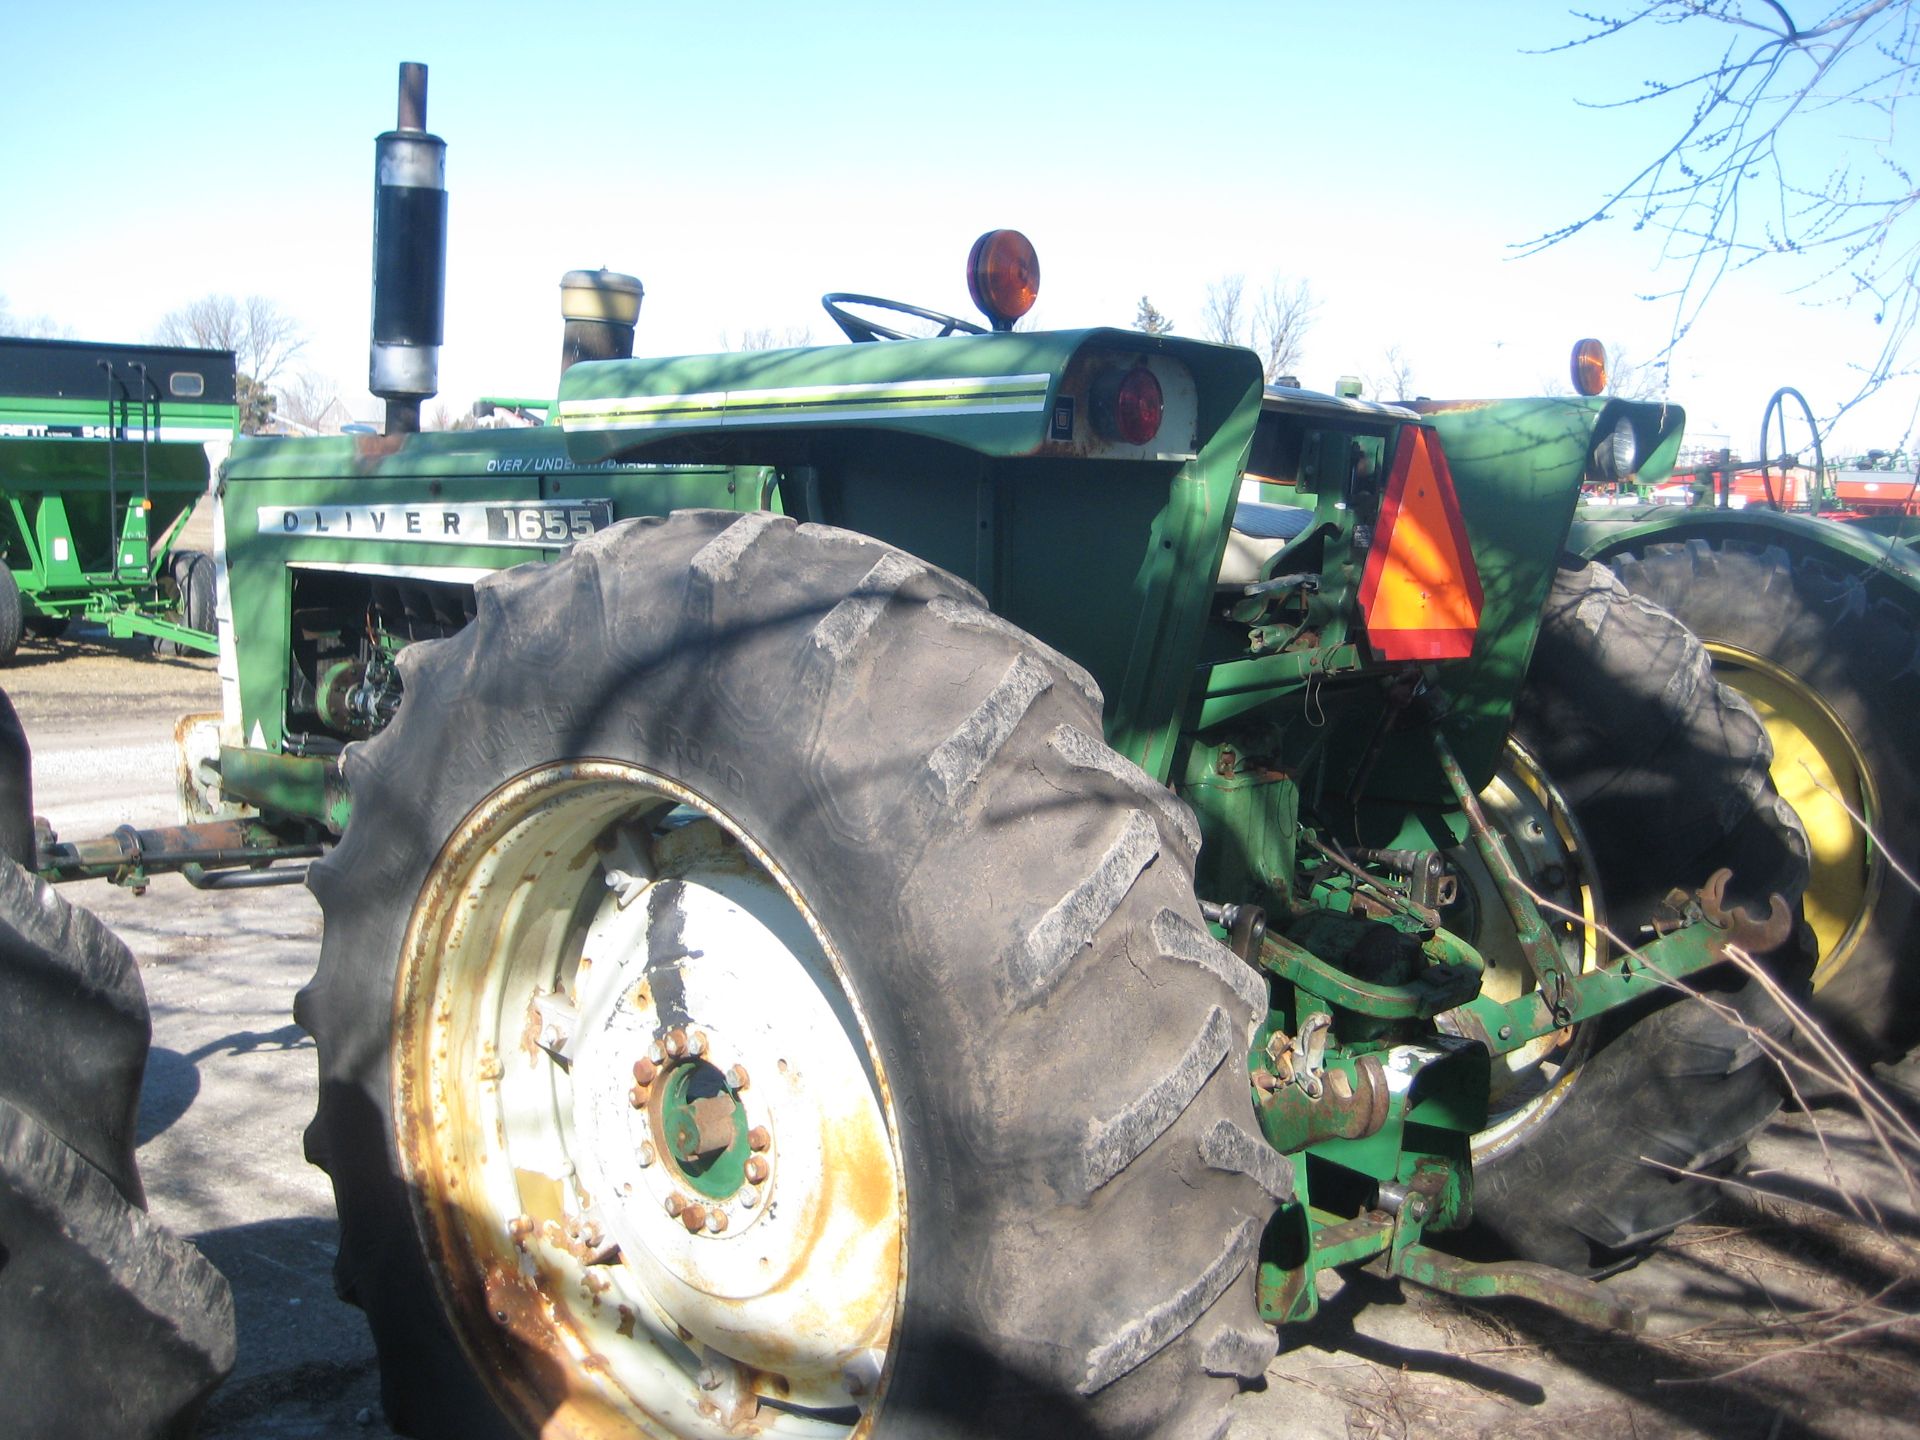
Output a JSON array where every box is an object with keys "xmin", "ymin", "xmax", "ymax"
[
  {"xmin": 1460, "ymin": 739, "xmax": 1605, "ymax": 1162},
  {"xmin": 1706, "ymin": 643, "xmax": 1880, "ymax": 988}
]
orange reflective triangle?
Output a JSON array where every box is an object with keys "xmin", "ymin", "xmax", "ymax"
[{"xmin": 1356, "ymin": 425, "xmax": 1483, "ymax": 662}]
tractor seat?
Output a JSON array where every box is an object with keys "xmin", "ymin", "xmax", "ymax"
[{"xmin": 1218, "ymin": 498, "xmax": 1315, "ymax": 586}]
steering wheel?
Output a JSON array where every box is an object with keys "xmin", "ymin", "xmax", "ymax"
[
  {"xmin": 822, "ymin": 293, "xmax": 988, "ymax": 343},
  {"xmin": 1758, "ymin": 385, "xmax": 1824, "ymax": 511}
]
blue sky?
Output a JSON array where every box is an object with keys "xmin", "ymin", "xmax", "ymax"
[{"xmin": 5, "ymin": 1, "xmax": 1913, "ymax": 454}]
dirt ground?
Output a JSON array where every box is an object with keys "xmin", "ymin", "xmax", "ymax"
[{"xmin": 10, "ymin": 629, "xmax": 1920, "ymax": 1439}]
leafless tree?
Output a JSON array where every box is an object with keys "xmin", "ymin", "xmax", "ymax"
[
  {"xmin": 1201, "ymin": 275, "xmax": 1246, "ymax": 346},
  {"xmin": 155, "ymin": 294, "xmax": 307, "ymax": 388},
  {"xmin": 276, "ymin": 372, "xmax": 342, "ymax": 432},
  {"xmin": 1253, "ymin": 276, "xmax": 1320, "ymax": 381},
  {"xmin": 425, "ymin": 402, "xmax": 480, "ymax": 433},
  {"xmin": 0, "ymin": 296, "xmax": 70, "ymax": 339},
  {"xmin": 728, "ymin": 325, "xmax": 814, "ymax": 351},
  {"xmin": 1200, "ymin": 273, "xmax": 1321, "ymax": 382},
  {"xmin": 1603, "ymin": 344, "xmax": 1669, "ymax": 400},
  {"xmin": 1364, "ymin": 345, "xmax": 1419, "ymax": 402},
  {"xmin": 155, "ymin": 294, "xmax": 308, "ymax": 434},
  {"xmin": 1527, "ymin": 2, "xmax": 1919, "ymax": 423}
]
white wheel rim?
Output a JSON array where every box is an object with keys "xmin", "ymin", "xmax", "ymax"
[{"xmin": 391, "ymin": 762, "xmax": 903, "ymax": 1437}]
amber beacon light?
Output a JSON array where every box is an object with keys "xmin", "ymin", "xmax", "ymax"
[
  {"xmin": 967, "ymin": 229, "xmax": 1040, "ymax": 330},
  {"xmin": 1570, "ymin": 338, "xmax": 1609, "ymax": 397}
]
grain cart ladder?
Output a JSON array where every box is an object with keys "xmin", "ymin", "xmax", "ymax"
[{"xmin": 0, "ymin": 336, "xmax": 239, "ymax": 660}]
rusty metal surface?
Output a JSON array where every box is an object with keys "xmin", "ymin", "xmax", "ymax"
[
  {"xmin": 1393, "ymin": 1246, "xmax": 1645, "ymax": 1335},
  {"xmin": 389, "ymin": 760, "xmax": 904, "ymax": 1436},
  {"xmin": 1693, "ymin": 867, "xmax": 1795, "ymax": 956}
]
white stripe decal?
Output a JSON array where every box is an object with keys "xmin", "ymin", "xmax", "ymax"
[{"xmin": 560, "ymin": 372, "xmax": 1052, "ymax": 432}]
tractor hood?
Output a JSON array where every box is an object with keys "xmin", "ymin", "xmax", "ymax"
[{"xmin": 556, "ymin": 328, "xmax": 1263, "ymax": 467}]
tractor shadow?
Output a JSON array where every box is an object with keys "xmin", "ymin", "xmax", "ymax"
[{"xmin": 138, "ymin": 1023, "xmax": 311, "ymax": 1144}]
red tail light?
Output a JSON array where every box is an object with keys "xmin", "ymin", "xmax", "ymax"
[{"xmin": 1113, "ymin": 366, "xmax": 1163, "ymax": 445}]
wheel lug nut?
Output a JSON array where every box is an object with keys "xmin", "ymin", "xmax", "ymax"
[
  {"xmin": 706, "ymin": 1209, "xmax": 728, "ymax": 1234},
  {"xmin": 632, "ymin": 1057, "xmax": 658, "ymax": 1085},
  {"xmin": 664, "ymin": 1194, "xmax": 684, "ymax": 1217},
  {"xmin": 628, "ymin": 1083, "xmax": 650, "ymax": 1108},
  {"xmin": 726, "ymin": 1064, "xmax": 749, "ymax": 1090},
  {"xmin": 680, "ymin": 1203, "xmax": 708, "ymax": 1233},
  {"xmin": 638, "ymin": 1141, "xmax": 656, "ymax": 1168},
  {"xmin": 744, "ymin": 1155, "xmax": 769, "ymax": 1184},
  {"xmin": 747, "ymin": 1126, "xmax": 771, "ymax": 1152},
  {"xmin": 665, "ymin": 1028, "xmax": 688, "ymax": 1058},
  {"xmin": 648, "ymin": 1040, "xmax": 666, "ymax": 1065},
  {"xmin": 740, "ymin": 1188, "xmax": 758, "ymax": 1209},
  {"xmin": 689, "ymin": 1030, "xmax": 708, "ymax": 1056}
]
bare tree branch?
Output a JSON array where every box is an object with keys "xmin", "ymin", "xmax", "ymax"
[
  {"xmin": 1525, "ymin": 2, "xmax": 1920, "ymax": 422},
  {"xmin": 1200, "ymin": 272, "xmax": 1321, "ymax": 382},
  {"xmin": 276, "ymin": 372, "xmax": 341, "ymax": 432},
  {"xmin": 1606, "ymin": 343, "xmax": 1671, "ymax": 399},
  {"xmin": 155, "ymin": 293, "xmax": 308, "ymax": 433},
  {"xmin": 1201, "ymin": 274, "xmax": 1246, "ymax": 346},
  {"xmin": 0, "ymin": 296, "xmax": 71, "ymax": 339},
  {"xmin": 726, "ymin": 325, "xmax": 814, "ymax": 351},
  {"xmin": 154, "ymin": 293, "xmax": 307, "ymax": 388},
  {"xmin": 1363, "ymin": 344, "xmax": 1418, "ymax": 402},
  {"xmin": 1254, "ymin": 276, "xmax": 1321, "ymax": 381}
]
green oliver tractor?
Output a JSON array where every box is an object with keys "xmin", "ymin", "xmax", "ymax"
[{"xmin": 25, "ymin": 63, "xmax": 1920, "ymax": 1440}]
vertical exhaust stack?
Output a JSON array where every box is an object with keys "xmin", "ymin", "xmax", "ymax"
[
  {"xmin": 369, "ymin": 62, "xmax": 447, "ymax": 436},
  {"xmin": 559, "ymin": 269, "xmax": 644, "ymax": 379}
]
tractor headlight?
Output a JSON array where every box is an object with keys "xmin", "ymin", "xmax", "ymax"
[{"xmin": 1594, "ymin": 416, "xmax": 1638, "ymax": 482}]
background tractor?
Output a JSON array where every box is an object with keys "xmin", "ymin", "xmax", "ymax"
[{"xmin": 1504, "ymin": 362, "xmax": 1920, "ymax": 1062}]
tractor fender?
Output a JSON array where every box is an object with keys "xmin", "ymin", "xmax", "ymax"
[{"xmin": 1571, "ymin": 503, "xmax": 1920, "ymax": 600}]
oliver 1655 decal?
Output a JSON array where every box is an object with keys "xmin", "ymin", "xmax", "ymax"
[{"xmin": 257, "ymin": 499, "xmax": 615, "ymax": 548}]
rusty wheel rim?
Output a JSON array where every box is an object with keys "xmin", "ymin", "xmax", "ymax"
[{"xmin": 391, "ymin": 761, "xmax": 903, "ymax": 1436}]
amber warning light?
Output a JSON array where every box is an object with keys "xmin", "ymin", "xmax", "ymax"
[
  {"xmin": 1357, "ymin": 426, "xmax": 1484, "ymax": 662},
  {"xmin": 967, "ymin": 230, "xmax": 1039, "ymax": 330},
  {"xmin": 1570, "ymin": 338, "xmax": 1609, "ymax": 397}
]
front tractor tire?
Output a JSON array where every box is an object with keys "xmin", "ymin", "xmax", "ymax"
[
  {"xmin": 1610, "ymin": 537, "xmax": 1920, "ymax": 1059},
  {"xmin": 297, "ymin": 511, "xmax": 1277, "ymax": 1440}
]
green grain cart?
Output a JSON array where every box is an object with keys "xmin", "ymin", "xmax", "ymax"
[{"xmin": 0, "ymin": 336, "xmax": 237, "ymax": 660}]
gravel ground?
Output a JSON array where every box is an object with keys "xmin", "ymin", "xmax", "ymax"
[{"xmin": 9, "ymin": 631, "xmax": 1919, "ymax": 1439}]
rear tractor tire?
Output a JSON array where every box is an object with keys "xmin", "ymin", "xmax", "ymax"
[
  {"xmin": 297, "ymin": 510, "xmax": 1277, "ymax": 1440},
  {"xmin": 1610, "ymin": 537, "xmax": 1920, "ymax": 1059},
  {"xmin": 1461, "ymin": 558, "xmax": 1812, "ymax": 1273},
  {"xmin": 0, "ymin": 686, "xmax": 235, "ymax": 1437}
]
